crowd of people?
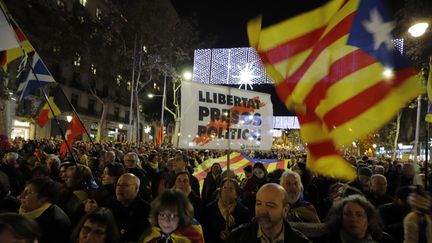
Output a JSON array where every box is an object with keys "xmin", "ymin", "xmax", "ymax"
[{"xmin": 0, "ymin": 136, "xmax": 431, "ymax": 243}]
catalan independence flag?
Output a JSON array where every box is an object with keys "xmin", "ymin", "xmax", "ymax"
[
  {"xmin": 248, "ymin": 0, "xmax": 423, "ymax": 180},
  {"xmin": 193, "ymin": 152, "xmax": 293, "ymax": 186}
]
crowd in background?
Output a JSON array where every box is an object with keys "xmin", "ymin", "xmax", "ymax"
[{"xmin": 0, "ymin": 136, "xmax": 431, "ymax": 243}]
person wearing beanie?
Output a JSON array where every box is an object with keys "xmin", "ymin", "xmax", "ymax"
[{"xmin": 348, "ymin": 166, "xmax": 373, "ymax": 193}]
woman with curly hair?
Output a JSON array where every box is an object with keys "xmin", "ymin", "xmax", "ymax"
[
  {"xmin": 322, "ymin": 194, "xmax": 391, "ymax": 243},
  {"xmin": 140, "ymin": 189, "xmax": 204, "ymax": 243}
]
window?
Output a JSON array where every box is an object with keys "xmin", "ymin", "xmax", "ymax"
[
  {"xmin": 73, "ymin": 53, "xmax": 81, "ymax": 67},
  {"xmin": 88, "ymin": 99, "xmax": 95, "ymax": 113},
  {"xmin": 96, "ymin": 8, "xmax": 102, "ymax": 20},
  {"xmin": 114, "ymin": 107, "xmax": 120, "ymax": 120},
  {"xmin": 57, "ymin": 0, "xmax": 64, "ymax": 7},
  {"xmin": 116, "ymin": 75, "xmax": 122, "ymax": 86},
  {"xmin": 53, "ymin": 46, "xmax": 60, "ymax": 54},
  {"xmin": 71, "ymin": 94, "xmax": 79, "ymax": 108},
  {"xmin": 90, "ymin": 64, "xmax": 97, "ymax": 75},
  {"xmin": 125, "ymin": 111, "xmax": 130, "ymax": 123},
  {"xmin": 103, "ymin": 85, "xmax": 108, "ymax": 97}
]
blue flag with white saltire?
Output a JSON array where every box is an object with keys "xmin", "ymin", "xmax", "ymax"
[{"xmin": 16, "ymin": 51, "xmax": 55, "ymax": 101}]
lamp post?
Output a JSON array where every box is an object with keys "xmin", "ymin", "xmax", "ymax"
[
  {"xmin": 148, "ymin": 77, "xmax": 166, "ymax": 145},
  {"xmin": 407, "ymin": 20, "xmax": 430, "ymax": 188}
]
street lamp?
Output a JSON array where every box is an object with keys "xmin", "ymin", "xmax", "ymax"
[
  {"xmin": 147, "ymin": 93, "xmax": 163, "ymax": 99},
  {"xmin": 66, "ymin": 115, "xmax": 73, "ymax": 123},
  {"xmin": 182, "ymin": 70, "xmax": 192, "ymax": 81},
  {"xmin": 119, "ymin": 123, "xmax": 123, "ymax": 129},
  {"xmin": 144, "ymin": 126, "xmax": 151, "ymax": 134},
  {"xmin": 408, "ymin": 22, "xmax": 429, "ymax": 37}
]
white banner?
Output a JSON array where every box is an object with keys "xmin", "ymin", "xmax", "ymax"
[{"xmin": 179, "ymin": 82, "xmax": 273, "ymax": 150}]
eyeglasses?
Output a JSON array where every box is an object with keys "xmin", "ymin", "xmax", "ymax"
[
  {"xmin": 158, "ymin": 212, "xmax": 178, "ymax": 221},
  {"xmin": 81, "ymin": 225, "xmax": 106, "ymax": 235}
]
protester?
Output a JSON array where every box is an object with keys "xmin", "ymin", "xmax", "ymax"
[
  {"xmin": 365, "ymin": 174, "xmax": 393, "ymax": 207},
  {"xmin": 108, "ymin": 173, "xmax": 150, "ymax": 242},
  {"xmin": 280, "ymin": 170, "xmax": 320, "ymax": 223},
  {"xmin": 18, "ymin": 177, "xmax": 71, "ymax": 243},
  {"xmin": 324, "ymin": 194, "xmax": 391, "ymax": 243},
  {"xmin": 173, "ymin": 171, "xmax": 202, "ymax": 221},
  {"xmin": 0, "ymin": 213, "xmax": 40, "ymax": 243},
  {"xmin": 69, "ymin": 207, "xmax": 120, "ymax": 243},
  {"xmin": 0, "ymin": 171, "xmax": 20, "ymax": 213},
  {"xmin": 202, "ymin": 163, "xmax": 222, "ymax": 204},
  {"xmin": 139, "ymin": 189, "xmax": 204, "ymax": 243},
  {"xmin": 203, "ymin": 178, "xmax": 251, "ymax": 242},
  {"xmin": 227, "ymin": 183, "xmax": 311, "ymax": 243}
]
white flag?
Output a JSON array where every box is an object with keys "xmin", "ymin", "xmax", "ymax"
[{"xmin": 0, "ymin": 9, "xmax": 19, "ymax": 51}]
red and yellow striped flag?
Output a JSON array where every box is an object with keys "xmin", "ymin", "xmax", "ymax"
[
  {"xmin": 155, "ymin": 123, "xmax": 164, "ymax": 145},
  {"xmin": 248, "ymin": 0, "xmax": 423, "ymax": 180}
]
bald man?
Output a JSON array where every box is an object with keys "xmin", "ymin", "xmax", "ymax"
[
  {"xmin": 108, "ymin": 173, "xmax": 150, "ymax": 242},
  {"xmin": 228, "ymin": 183, "xmax": 311, "ymax": 243},
  {"xmin": 365, "ymin": 174, "xmax": 393, "ymax": 207}
]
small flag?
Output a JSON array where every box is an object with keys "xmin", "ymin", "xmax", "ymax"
[
  {"xmin": 36, "ymin": 96, "xmax": 61, "ymax": 128},
  {"xmin": 155, "ymin": 123, "xmax": 164, "ymax": 145},
  {"xmin": 59, "ymin": 115, "xmax": 85, "ymax": 155},
  {"xmin": 16, "ymin": 52, "xmax": 55, "ymax": 101}
]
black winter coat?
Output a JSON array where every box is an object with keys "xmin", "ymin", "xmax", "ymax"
[
  {"xmin": 227, "ymin": 219, "xmax": 311, "ymax": 243},
  {"xmin": 35, "ymin": 204, "xmax": 71, "ymax": 243},
  {"xmin": 108, "ymin": 197, "xmax": 151, "ymax": 242},
  {"xmin": 203, "ymin": 200, "xmax": 251, "ymax": 243}
]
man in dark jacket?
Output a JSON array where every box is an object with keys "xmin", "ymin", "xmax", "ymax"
[
  {"xmin": 108, "ymin": 173, "xmax": 150, "ymax": 242},
  {"xmin": 228, "ymin": 183, "xmax": 311, "ymax": 243}
]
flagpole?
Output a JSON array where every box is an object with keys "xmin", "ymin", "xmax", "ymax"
[
  {"xmin": 227, "ymin": 87, "xmax": 231, "ymax": 173},
  {"xmin": 426, "ymin": 56, "xmax": 432, "ymax": 190},
  {"xmin": 160, "ymin": 73, "xmax": 166, "ymax": 143},
  {"xmin": 58, "ymin": 85, "xmax": 94, "ymax": 146},
  {"xmin": 30, "ymin": 64, "xmax": 78, "ymax": 165},
  {"xmin": 425, "ymin": 122, "xmax": 429, "ymax": 189}
]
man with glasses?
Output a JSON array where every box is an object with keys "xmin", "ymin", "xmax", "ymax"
[{"xmin": 107, "ymin": 173, "xmax": 150, "ymax": 242}]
